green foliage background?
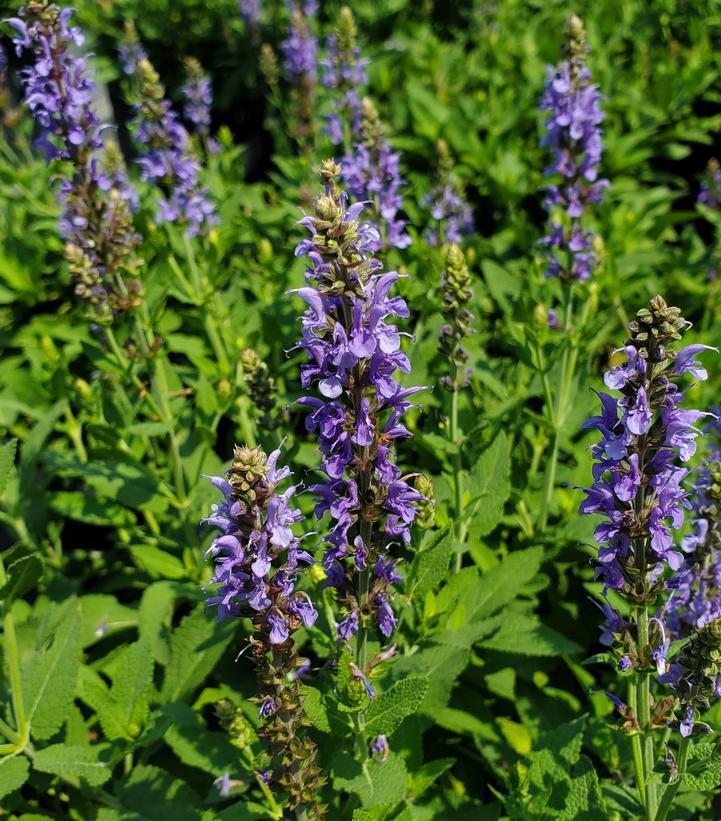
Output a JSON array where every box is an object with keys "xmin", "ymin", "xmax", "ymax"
[{"xmin": 1, "ymin": 0, "xmax": 721, "ymax": 818}]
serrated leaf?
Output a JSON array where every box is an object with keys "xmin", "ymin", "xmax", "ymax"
[
  {"xmin": 365, "ymin": 676, "xmax": 429, "ymax": 738},
  {"xmin": 23, "ymin": 598, "xmax": 81, "ymax": 741},
  {"xmin": 159, "ymin": 605, "xmax": 234, "ymax": 703},
  {"xmin": 111, "ymin": 638, "xmax": 155, "ymax": 737},
  {"xmin": 407, "ymin": 529, "xmax": 453, "ymax": 605},
  {"xmin": 333, "ymin": 752, "xmax": 407, "ymax": 809},
  {"xmin": 0, "ymin": 438, "xmax": 17, "ymax": 498},
  {"xmin": 0, "ymin": 554, "xmax": 42, "ymax": 604},
  {"xmin": 683, "ymin": 755, "xmax": 721, "ymax": 791},
  {"xmin": 0, "ymin": 755, "xmax": 30, "ymax": 800},
  {"xmin": 392, "ymin": 645, "xmax": 468, "ymax": 716},
  {"xmin": 481, "ymin": 617, "xmax": 582, "ymax": 656},
  {"xmin": 465, "ymin": 432, "xmax": 511, "ymax": 539},
  {"xmin": 33, "ymin": 743, "xmax": 112, "ymax": 787},
  {"xmin": 138, "ymin": 581, "xmax": 179, "ymax": 665},
  {"xmin": 163, "ymin": 703, "xmax": 239, "ymax": 774},
  {"xmin": 50, "ymin": 491, "xmax": 135, "ymax": 526},
  {"xmin": 301, "ymin": 685, "xmax": 332, "ymax": 733},
  {"xmin": 117, "ymin": 764, "xmax": 202, "ymax": 821},
  {"xmin": 79, "ymin": 594, "xmax": 137, "ymax": 648},
  {"xmin": 77, "ymin": 665, "xmax": 129, "ymax": 742}
]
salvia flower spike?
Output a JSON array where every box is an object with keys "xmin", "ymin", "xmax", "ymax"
[
  {"xmin": 422, "ymin": 139, "xmax": 474, "ymax": 247},
  {"xmin": 120, "ymin": 23, "xmax": 217, "ymax": 237},
  {"xmin": 439, "ymin": 243, "xmax": 475, "ymax": 392},
  {"xmin": 202, "ymin": 443, "xmax": 326, "ymax": 815},
  {"xmin": 9, "ymin": 1, "xmax": 141, "ymax": 318},
  {"xmin": 581, "ymin": 295, "xmax": 715, "ymax": 673},
  {"xmin": 539, "ymin": 14, "xmax": 608, "ymax": 281},
  {"xmin": 182, "ymin": 57, "xmax": 213, "ymax": 139},
  {"xmin": 293, "ymin": 160, "xmax": 422, "ymax": 655},
  {"xmin": 321, "ymin": 5, "xmax": 368, "ymax": 147},
  {"xmin": 342, "ymin": 98, "xmax": 411, "ymax": 253}
]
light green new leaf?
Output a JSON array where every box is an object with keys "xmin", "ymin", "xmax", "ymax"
[
  {"xmin": 23, "ymin": 598, "xmax": 81, "ymax": 740},
  {"xmin": 159, "ymin": 605, "xmax": 234, "ymax": 703},
  {"xmin": 0, "ymin": 755, "xmax": 30, "ymax": 800},
  {"xmin": 33, "ymin": 743, "xmax": 112, "ymax": 787},
  {"xmin": 365, "ymin": 676, "xmax": 429, "ymax": 738},
  {"xmin": 408, "ymin": 758, "xmax": 455, "ymax": 799}
]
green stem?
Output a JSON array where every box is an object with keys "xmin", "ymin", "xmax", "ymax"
[
  {"xmin": 63, "ymin": 406, "xmax": 87, "ymax": 463},
  {"xmin": 450, "ymin": 381, "xmax": 466, "ymax": 572},
  {"xmin": 257, "ymin": 771, "xmax": 283, "ymax": 819},
  {"xmin": 627, "ymin": 678, "xmax": 646, "ymax": 810},
  {"xmin": 537, "ymin": 288, "xmax": 575, "ymax": 531},
  {"xmin": 153, "ymin": 355, "xmax": 186, "ymax": 504},
  {"xmin": 0, "ymin": 716, "xmax": 20, "ymax": 744},
  {"xmin": 655, "ymin": 737, "xmax": 690, "ymax": 821},
  {"xmin": 204, "ymin": 311, "xmax": 230, "ymax": 375},
  {"xmin": 636, "ymin": 605, "xmax": 657, "ymax": 819}
]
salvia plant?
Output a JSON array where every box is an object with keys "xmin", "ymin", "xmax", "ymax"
[{"xmin": 3, "ymin": 3, "xmax": 721, "ymax": 821}]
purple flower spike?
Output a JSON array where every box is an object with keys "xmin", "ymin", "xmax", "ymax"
[
  {"xmin": 582, "ymin": 296, "xmax": 714, "ymax": 682},
  {"xmin": 294, "ymin": 161, "xmax": 421, "ymax": 647},
  {"xmin": 539, "ymin": 16, "xmax": 608, "ymax": 281}
]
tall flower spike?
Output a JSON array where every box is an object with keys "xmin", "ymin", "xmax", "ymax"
[
  {"xmin": 342, "ymin": 98, "xmax": 411, "ymax": 253},
  {"xmin": 439, "ymin": 244, "xmax": 475, "ymax": 392},
  {"xmin": 294, "ymin": 160, "xmax": 422, "ymax": 652},
  {"xmin": 202, "ymin": 444, "xmax": 326, "ymax": 815},
  {"xmin": 421, "ymin": 139, "xmax": 474, "ymax": 247},
  {"xmin": 321, "ymin": 6, "xmax": 368, "ymax": 147},
  {"xmin": 281, "ymin": 4, "xmax": 318, "ymax": 148},
  {"xmin": 9, "ymin": 1, "xmax": 140, "ymax": 319},
  {"xmin": 182, "ymin": 57, "xmax": 212, "ymax": 139},
  {"xmin": 539, "ymin": 15, "xmax": 608, "ymax": 281},
  {"xmin": 668, "ymin": 416, "xmax": 721, "ymax": 636},
  {"xmin": 581, "ymin": 295, "xmax": 715, "ymax": 672},
  {"xmin": 120, "ymin": 23, "xmax": 217, "ymax": 237}
]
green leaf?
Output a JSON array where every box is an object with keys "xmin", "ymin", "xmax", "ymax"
[
  {"xmin": 129, "ymin": 544, "xmax": 187, "ymax": 580},
  {"xmin": 0, "ymin": 755, "xmax": 30, "ymax": 800},
  {"xmin": 117, "ymin": 764, "xmax": 202, "ymax": 821},
  {"xmin": 79, "ymin": 594, "xmax": 137, "ymax": 648},
  {"xmin": 0, "ymin": 438, "xmax": 17, "ymax": 498},
  {"xmin": 481, "ymin": 617, "xmax": 582, "ymax": 656},
  {"xmin": 683, "ymin": 755, "xmax": 721, "ymax": 791},
  {"xmin": 408, "ymin": 758, "xmax": 455, "ymax": 799},
  {"xmin": 392, "ymin": 646, "xmax": 468, "ymax": 716},
  {"xmin": 23, "ymin": 598, "xmax": 81, "ymax": 741},
  {"xmin": 0, "ymin": 553, "xmax": 42, "ymax": 604},
  {"xmin": 333, "ymin": 752, "xmax": 407, "ymax": 809},
  {"xmin": 50, "ymin": 491, "xmax": 135, "ymax": 527},
  {"xmin": 33, "ymin": 743, "xmax": 112, "ymax": 787},
  {"xmin": 365, "ymin": 676, "xmax": 429, "ymax": 738},
  {"xmin": 301, "ymin": 685, "xmax": 332, "ymax": 733},
  {"xmin": 111, "ymin": 637, "xmax": 155, "ymax": 737},
  {"xmin": 407, "ymin": 529, "xmax": 453, "ymax": 605},
  {"xmin": 159, "ymin": 605, "xmax": 234, "ymax": 703},
  {"xmin": 466, "ymin": 432, "xmax": 511, "ymax": 539},
  {"xmin": 138, "ymin": 581, "xmax": 179, "ymax": 665},
  {"xmin": 163, "ymin": 703, "xmax": 239, "ymax": 774}
]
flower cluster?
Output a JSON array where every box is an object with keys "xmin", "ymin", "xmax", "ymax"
[
  {"xmin": 698, "ymin": 157, "xmax": 721, "ymax": 210},
  {"xmin": 667, "ymin": 417, "xmax": 721, "ymax": 636},
  {"xmin": 320, "ymin": 6, "xmax": 368, "ymax": 147},
  {"xmin": 581, "ymin": 296, "xmax": 715, "ymax": 670},
  {"xmin": 202, "ymin": 444, "xmax": 325, "ymax": 813},
  {"xmin": 182, "ymin": 57, "xmax": 212, "ymax": 138},
  {"xmin": 439, "ymin": 244, "xmax": 474, "ymax": 391},
  {"xmin": 238, "ymin": 0, "xmax": 262, "ymax": 32},
  {"xmin": 294, "ymin": 160, "xmax": 422, "ymax": 643},
  {"xmin": 282, "ymin": 4, "xmax": 317, "ymax": 80},
  {"xmin": 120, "ymin": 24, "xmax": 217, "ymax": 237},
  {"xmin": 539, "ymin": 15, "xmax": 608, "ymax": 281},
  {"xmin": 9, "ymin": 1, "xmax": 140, "ymax": 318},
  {"xmin": 421, "ymin": 139, "xmax": 474, "ymax": 247},
  {"xmin": 342, "ymin": 98, "xmax": 411, "ymax": 253}
]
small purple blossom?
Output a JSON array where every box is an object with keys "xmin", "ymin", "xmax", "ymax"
[
  {"xmin": 282, "ymin": 7, "xmax": 317, "ymax": 80},
  {"xmin": 182, "ymin": 58, "xmax": 213, "ymax": 137},
  {"xmin": 698, "ymin": 158, "xmax": 721, "ymax": 210}
]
